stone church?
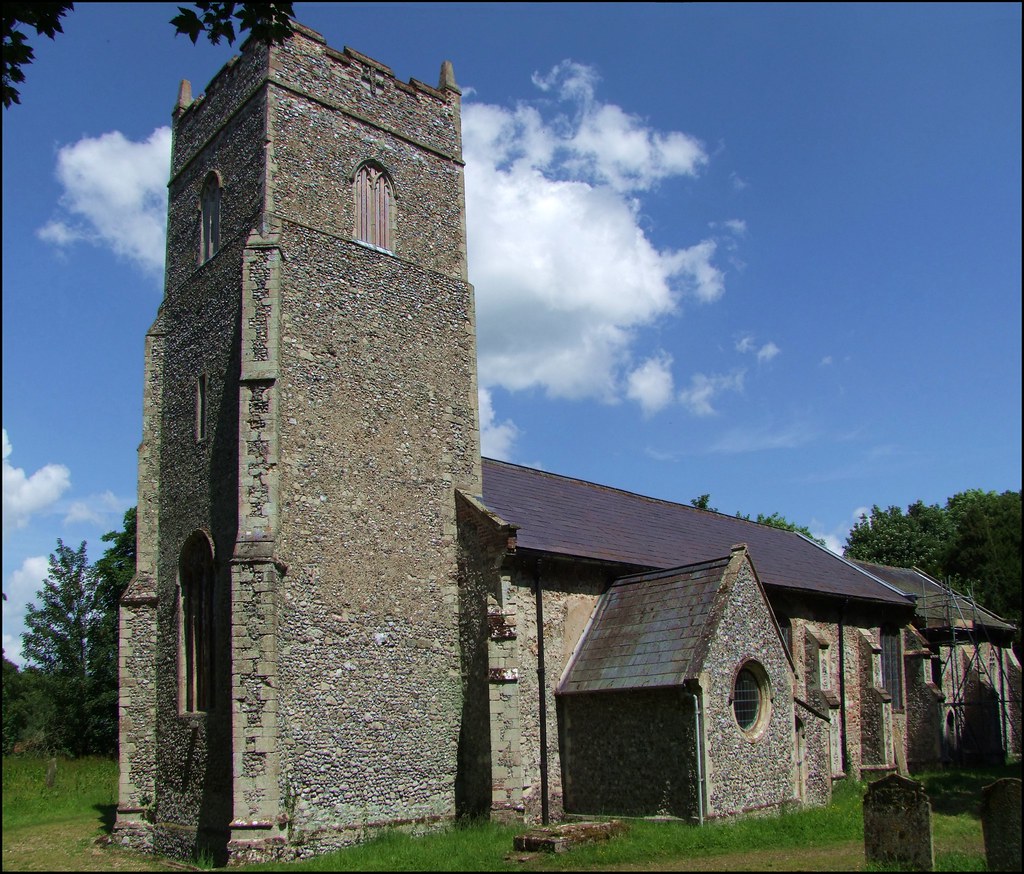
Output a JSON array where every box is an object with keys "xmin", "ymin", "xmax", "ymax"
[{"xmin": 115, "ymin": 22, "xmax": 1021, "ymax": 864}]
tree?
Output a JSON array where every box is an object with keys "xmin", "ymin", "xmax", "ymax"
[
  {"xmin": 88, "ymin": 507, "xmax": 137, "ymax": 754},
  {"xmin": 20, "ymin": 540, "xmax": 95, "ymax": 755},
  {"xmin": 748, "ymin": 512, "xmax": 827, "ymax": 548},
  {"xmin": 3, "ymin": 1, "xmax": 294, "ymax": 108},
  {"xmin": 689, "ymin": 493, "xmax": 716, "ymax": 511},
  {"xmin": 735, "ymin": 510, "xmax": 827, "ymax": 547},
  {"xmin": 844, "ymin": 490, "xmax": 1021, "ymax": 650},
  {"xmin": 844, "ymin": 501, "xmax": 954, "ymax": 577}
]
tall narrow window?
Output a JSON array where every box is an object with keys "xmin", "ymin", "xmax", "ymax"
[
  {"xmin": 196, "ymin": 374, "xmax": 208, "ymax": 441},
  {"xmin": 180, "ymin": 532, "xmax": 216, "ymax": 712},
  {"xmin": 200, "ymin": 172, "xmax": 221, "ymax": 264},
  {"xmin": 881, "ymin": 626, "xmax": 903, "ymax": 709},
  {"xmin": 353, "ymin": 162, "xmax": 394, "ymax": 250}
]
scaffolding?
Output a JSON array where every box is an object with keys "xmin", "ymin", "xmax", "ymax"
[{"xmin": 917, "ymin": 577, "xmax": 1019, "ymax": 765}]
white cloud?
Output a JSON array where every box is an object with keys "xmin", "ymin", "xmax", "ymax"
[
  {"xmin": 5, "ymin": 555, "xmax": 48, "ymax": 609},
  {"xmin": 478, "ymin": 388, "xmax": 519, "ymax": 461},
  {"xmin": 2, "ymin": 429, "xmax": 71, "ymax": 535},
  {"xmin": 626, "ymin": 353, "xmax": 675, "ymax": 416},
  {"xmin": 735, "ymin": 334, "xmax": 780, "ymax": 363},
  {"xmin": 709, "ymin": 421, "xmax": 816, "ymax": 454},
  {"xmin": 38, "ymin": 126, "xmax": 171, "ymax": 275},
  {"xmin": 37, "ymin": 65, "xmax": 736, "ymax": 428},
  {"xmin": 63, "ymin": 490, "xmax": 127, "ymax": 526},
  {"xmin": 3, "ymin": 555, "xmax": 49, "ymax": 666},
  {"xmin": 678, "ymin": 371, "xmax": 745, "ymax": 417},
  {"xmin": 465, "ymin": 62, "xmax": 726, "ymax": 408},
  {"xmin": 809, "ymin": 506, "xmax": 870, "ymax": 556}
]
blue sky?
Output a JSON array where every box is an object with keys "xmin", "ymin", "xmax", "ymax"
[{"xmin": 3, "ymin": 2, "xmax": 1021, "ymax": 663}]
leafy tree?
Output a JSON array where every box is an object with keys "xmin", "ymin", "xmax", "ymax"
[
  {"xmin": 749, "ymin": 511, "xmax": 827, "ymax": 548},
  {"xmin": 2, "ymin": 655, "xmax": 26, "ymax": 754},
  {"xmin": 943, "ymin": 490, "xmax": 1021, "ymax": 636},
  {"xmin": 21, "ymin": 540, "xmax": 95, "ymax": 754},
  {"xmin": 3, "ymin": 1, "xmax": 294, "ymax": 108},
  {"xmin": 689, "ymin": 493, "xmax": 716, "ymax": 511},
  {"xmin": 1, "ymin": 660, "xmax": 58, "ymax": 754},
  {"xmin": 844, "ymin": 490, "xmax": 1021, "ymax": 649},
  {"xmin": 87, "ymin": 507, "xmax": 137, "ymax": 754},
  {"xmin": 1, "ymin": 2, "xmax": 72, "ymax": 108},
  {"xmin": 17, "ymin": 510, "xmax": 137, "ymax": 756},
  {"xmin": 735, "ymin": 509, "xmax": 827, "ymax": 547},
  {"xmin": 844, "ymin": 501, "xmax": 954, "ymax": 577}
]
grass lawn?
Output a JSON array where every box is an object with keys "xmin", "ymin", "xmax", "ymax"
[{"xmin": 2, "ymin": 756, "xmax": 1016, "ymax": 871}]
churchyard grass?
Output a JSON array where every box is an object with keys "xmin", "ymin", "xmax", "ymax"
[{"xmin": 1, "ymin": 756, "xmax": 1016, "ymax": 871}]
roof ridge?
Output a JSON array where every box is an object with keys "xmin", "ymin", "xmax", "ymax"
[{"xmin": 481, "ymin": 457, "xmax": 805, "ymax": 534}]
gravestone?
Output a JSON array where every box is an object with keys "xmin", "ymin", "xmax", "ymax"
[
  {"xmin": 981, "ymin": 778, "xmax": 1021, "ymax": 872},
  {"xmin": 863, "ymin": 774, "xmax": 934, "ymax": 871}
]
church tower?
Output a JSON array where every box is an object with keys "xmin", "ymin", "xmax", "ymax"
[{"xmin": 116, "ymin": 22, "xmax": 481, "ymax": 862}]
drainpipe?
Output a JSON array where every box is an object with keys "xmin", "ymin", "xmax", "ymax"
[
  {"xmin": 998, "ymin": 647, "xmax": 1008, "ymax": 762},
  {"xmin": 838, "ymin": 598, "xmax": 849, "ymax": 775},
  {"xmin": 686, "ymin": 688, "xmax": 705, "ymax": 825},
  {"xmin": 534, "ymin": 559, "xmax": 549, "ymax": 825}
]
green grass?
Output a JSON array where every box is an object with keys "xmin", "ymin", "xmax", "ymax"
[
  {"xmin": 2, "ymin": 755, "xmax": 117, "ymax": 831},
  {"xmin": 2, "ymin": 758, "xmax": 1017, "ymax": 871}
]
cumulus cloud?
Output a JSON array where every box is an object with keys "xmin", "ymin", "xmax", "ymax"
[
  {"xmin": 465, "ymin": 61, "xmax": 727, "ymax": 409},
  {"xmin": 627, "ymin": 353, "xmax": 675, "ymax": 416},
  {"xmin": 2, "ymin": 429, "xmax": 71, "ymax": 535},
  {"xmin": 36, "ymin": 63, "xmax": 739, "ymax": 439},
  {"xmin": 677, "ymin": 371, "xmax": 745, "ymax": 417},
  {"xmin": 38, "ymin": 126, "xmax": 171, "ymax": 275},
  {"xmin": 2, "ymin": 555, "xmax": 49, "ymax": 666},
  {"xmin": 478, "ymin": 388, "xmax": 520, "ymax": 461}
]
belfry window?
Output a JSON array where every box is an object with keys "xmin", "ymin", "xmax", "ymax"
[
  {"xmin": 200, "ymin": 172, "xmax": 221, "ymax": 264},
  {"xmin": 353, "ymin": 162, "xmax": 394, "ymax": 251},
  {"xmin": 881, "ymin": 626, "xmax": 903, "ymax": 709},
  {"xmin": 180, "ymin": 532, "xmax": 216, "ymax": 712}
]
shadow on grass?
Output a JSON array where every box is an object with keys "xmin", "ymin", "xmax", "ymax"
[
  {"xmin": 95, "ymin": 803, "xmax": 117, "ymax": 835},
  {"xmin": 917, "ymin": 762, "xmax": 1022, "ymax": 817}
]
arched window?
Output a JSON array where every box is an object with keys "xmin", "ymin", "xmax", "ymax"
[
  {"xmin": 200, "ymin": 172, "xmax": 221, "ymax": 264},
  {"xmin": 353, "ymin": 162, "xmax": 394, "ymax": 251},
  {"xmin": 881, "ymin": 626, "xmax": 903, "ymax": 709},
  {"xmin": 179, "ymin": 531, "xmax": 216, "ymax": 712}
]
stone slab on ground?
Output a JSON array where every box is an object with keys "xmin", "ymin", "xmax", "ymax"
[{"xmin": 513, "ymin": 820, "xmax": 627, "ymax": 853}]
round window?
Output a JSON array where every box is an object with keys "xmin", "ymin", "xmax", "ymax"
[
  {"xmin": 733, "ymin": 668, "xmax": 761, "ymax": 730},
  {"xmin": 732, "ymin": 661, "xmax": 770, "ymax": 737}
]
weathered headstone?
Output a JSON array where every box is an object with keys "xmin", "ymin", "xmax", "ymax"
[
  {"xmin": 45, "ymin": 756, "xmax": 57, "ymax": 788},
  {"xmin": 981, "ymin": 778, "xmax": 1021, "ymax": 872},
  {"xmin": 863, "ymin": 773, "xmax": 934, "ymax": 871}
]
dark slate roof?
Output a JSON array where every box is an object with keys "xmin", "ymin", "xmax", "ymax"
[
  {"xmin": 852, "ymin": 561, "xmax": 1016, "ymax": 632},
  {"xmin": 479, "ymin": 459, "xmax": 912, "ymax": 607},
  {"xmin": 558, "ymin": 557, "xmax": 730, "ymax": 695}
]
